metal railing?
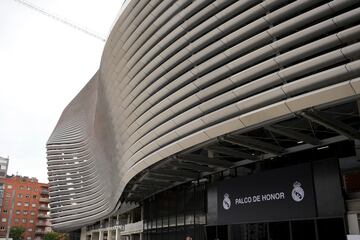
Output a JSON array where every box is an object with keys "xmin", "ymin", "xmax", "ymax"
[
  {"xmin": 37, "ymin": 214, "xmax": 50, "ymax": 219},
  {"xmin": 41, "ymin": 190, "xmax": 49, "ymax": 195},
  {"xmin": 39, "ymin": 197, "xmax": 50, "ymax": 203}
]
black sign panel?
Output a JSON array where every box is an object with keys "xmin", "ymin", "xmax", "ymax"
[{"xmin": 217, "ymin": 164, "xmax": 316, "ymax": 225}]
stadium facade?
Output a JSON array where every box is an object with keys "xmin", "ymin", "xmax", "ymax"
[{"xmin": 47, "ymin": 1, "xmax": 360, "ymax": 239}]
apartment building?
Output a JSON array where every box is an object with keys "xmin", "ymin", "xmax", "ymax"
[{"xmin": 0, "ymin": 176, "xmax": 50, "ymax": 240}]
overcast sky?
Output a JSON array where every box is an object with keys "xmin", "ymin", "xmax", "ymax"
[{"xmin": 0, "ymin": 0, "xmax": 125, "ymax": 183}]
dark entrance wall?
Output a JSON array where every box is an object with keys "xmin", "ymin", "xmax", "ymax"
[
  {"xmin": 206, "ymin": 218, "xmax": 346, "ymax": 240},
  {"xmin": 142, "ymin": 159, "xmax": 346, "ymax": 240},
  {"xmin": 208, "ymin": 159, "xmax": 345, "ymax": 226},
  {"xmin": 216, "ymin": 163, "xmax": 316, "ymax": 225},
  {"xmin": 206, "ymin": 159, "xmax": 346, "ymax": 240}
]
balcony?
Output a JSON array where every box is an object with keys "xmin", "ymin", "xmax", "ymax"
[
  {"xmin": 37, "ymin": 214, "xmax": 50, "ymax": 219},
  {"xmin": 38, "ymin": 205, "xmax": 50, "ymax": 211},
  {"xmin": 39, "ymin": 197, "xmax": 50, "ymax": 203},
  {"xmin": 35, "ymin": 230, "xmax": 45, "ymax": 235},
  {"xmin": 41, "ymin": 189, "xmax": 49, "ymax": 195},
  {"xmin": 36, "ymin": 221, "xmax": 50, "ymax": 227}
]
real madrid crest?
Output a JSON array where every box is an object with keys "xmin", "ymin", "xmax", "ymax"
[
  {"xmin": 291, "ymin": 181, "xmax": 304, "ymax": 202},
  {"xmin": 223, "ymin": 193, "xmax": 231, "ymax": 210}
]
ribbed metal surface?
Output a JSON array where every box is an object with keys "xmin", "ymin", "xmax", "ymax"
[
  {"xmin": 47, "ymin": 0, "xmax": 360, "ymax": 231},
  {"xmin": 47, "ymin": 75, "xmax": 115, "ymax": 230}
]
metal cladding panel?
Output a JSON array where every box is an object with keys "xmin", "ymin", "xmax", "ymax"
[{"xmin": 47, "ymin": 0, "xmax": 360, "ymax": 231}]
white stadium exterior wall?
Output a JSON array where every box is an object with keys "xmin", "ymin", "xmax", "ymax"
[{"xmin": 47, "ymin": 0, "xmax": 360, "ymax": 231}]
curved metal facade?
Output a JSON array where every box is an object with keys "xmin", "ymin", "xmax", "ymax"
[{"xmin": 47, "ymin": 0, "xmax": 360, "ymax": 231}]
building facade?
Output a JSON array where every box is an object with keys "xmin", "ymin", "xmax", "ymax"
[
  {"xmin": 0, "ymin": 176, "xmax": 50, "ymax": 240},
  {"xmin": 47, "ymin": 0, "xmax": 360, "ymax": 239},
  {"xmin": 0, "ymin": 156, "xmax": 9, "ymax": 211},
  {"xmin": 0, "ymin": 157, "xmax": 9, "ymax": 179}
]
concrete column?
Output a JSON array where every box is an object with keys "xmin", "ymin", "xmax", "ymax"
[
  {"xmin": 140, "ymin": 205, "xmax": 144, "ymax": 240},
  {"xmin": 348, "ymin": 213, "xmax": 360, "ymax": 234},
  {"xmin": 80, "ymin": 227, "xmax": 87, "ymax": 240},
  {"xmin": 108, "ymin": 230, "xmax": 112, "ymax": 240},
  {"xmin": 115, "ymin": 229, "xmax": 120, "ymax": 240},
  {"xmin": 99, "ymin": 231, "xmax": 104, "ymax": 240},
  {"xmin": 141, "ymin": 205, "xmax": 144, "ymax": 221}
]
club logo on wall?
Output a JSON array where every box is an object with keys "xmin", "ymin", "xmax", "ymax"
[
  {"xmin": 292, "ymin": 181, "xmax": 305, "ymax": 202},
  {"xmin": 223, "ymin": 193, "xmax": 231, "ymax": 210}
]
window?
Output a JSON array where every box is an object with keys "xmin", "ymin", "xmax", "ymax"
[
  {"xmin": 14, "ymin": 218, "xmax": 19, "ymax": 222},
  {"xmin": 20, "ymin": 186, "xmax": 24, "ymax": 190},
  {"xmin": 34, "ymin": 188, "xmax": 38, "ymax": 192},
  {"xmin": 22, "ymin": 219, "xmax": 27, "ymax": 223},
  {"xmin": 23, "ymin": 211, "xmax": 28, "ymax": 215},
  {"xmin": 24, "ymin": 202, "xmax": 29, "ymax": 207},
  {"xmin": 25, "ymin": 195, "xmax": 30, "ymax": 198},
  {"xmin": 27, "ymin": 228, "xmax": 32, "ymax": 232},
  {"xmin": 29, "ymin": 219, "xmax": 34, "ymax": 223},
  {"xmin": 32, "ymin": 195, "xmax": 37, "ymax": 199},
  {"xmin": 0, "ymin": 226, "xmax": 5, "ymax": 231},
  {"xmin": 5, "ymin": 193, "xmax": 10, "ymax": 197},
  {"xmin": 27, "ymin": 237, "xmax": 31, "ymax": 240},
  {"xmin": 2, "ymin": 209, "xmax": 7, "ymax": 213},
  {"xmin": 16, "ymin": 210, "xmax": 20, "ymax": 215},
  {"xmin": 16, "ymin": 202, "xmax": 22, "ymax": 206},
  {"xmin": 27, "ymin": 187, "xmax": 31, "ymax": 191},
  {"xmin": 18, "ymin": 194, "xmax": 23, "ymax": 198},
  {"xmin": 30, "ymin": 211, "xmax": 35, "ymax": 216},
  {"xmin": 7, "ymin": 185, "xmax": 12, "ymax": 189},
  {"xmin": 31, "ymin": 203, "xmax": 36, "ymax": 207},
  {"xmin": 1, "ymin": 218, "xmax": 6, "ymax": 223}
]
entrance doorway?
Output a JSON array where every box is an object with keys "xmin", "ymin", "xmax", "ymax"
[{"xmin": 206, "ymin": 217, "xmax": 346, "ymax": 240}]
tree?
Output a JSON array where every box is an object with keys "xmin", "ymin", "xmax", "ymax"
[
  {"xmin": 9, "ymin": 226, "xmax": 25, "ymax": 240},
  {"xmin": 44, "ymin": 232, "xmax": 68, "ymax": 240}
]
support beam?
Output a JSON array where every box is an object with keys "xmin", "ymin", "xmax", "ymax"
[
  {"xmin": 146, "ymin": 173, "xmax": 187, "ymax": 182},
  {"xmin": 168, "ymin": 161, "xmax": 215, "ymax": 172},
  {"xmin": 134, "ymin": 182, "xmax": 168, "ymax": 192},
  {"xmin": 222, "ymin": 135, "xmax": 284, "ymax": 155},
  {"xmin": 125, "ymin": 196, "xmax": 142, "ymax": 203},
  {"xmin": 131, "ymin": 186, "xmax": 162, "ymax": 193},
  {"xmin": 177, "ymin": 154, "xmax": 233, "ymax": 168},
  {"xmin": 129, "ymin": 189, "xmax": 154, "ymax": 197},
  {"xmin": 136, "ymin": 180, "xmax": 169, "ymax": 188},
  {"xmin": 265, "ymin": 125, "xmax": 320, "ymax": 145},
  {"xmin": 300, "ymin": 110, "xmax": 360, "ymax": 140},
  {"xmin": 152, "ymin": 169, "xmax": 199, "ymax": 178},
  {"xmin": 206, "ymin": 146, "xmax": 258, "ymax": 160}
]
